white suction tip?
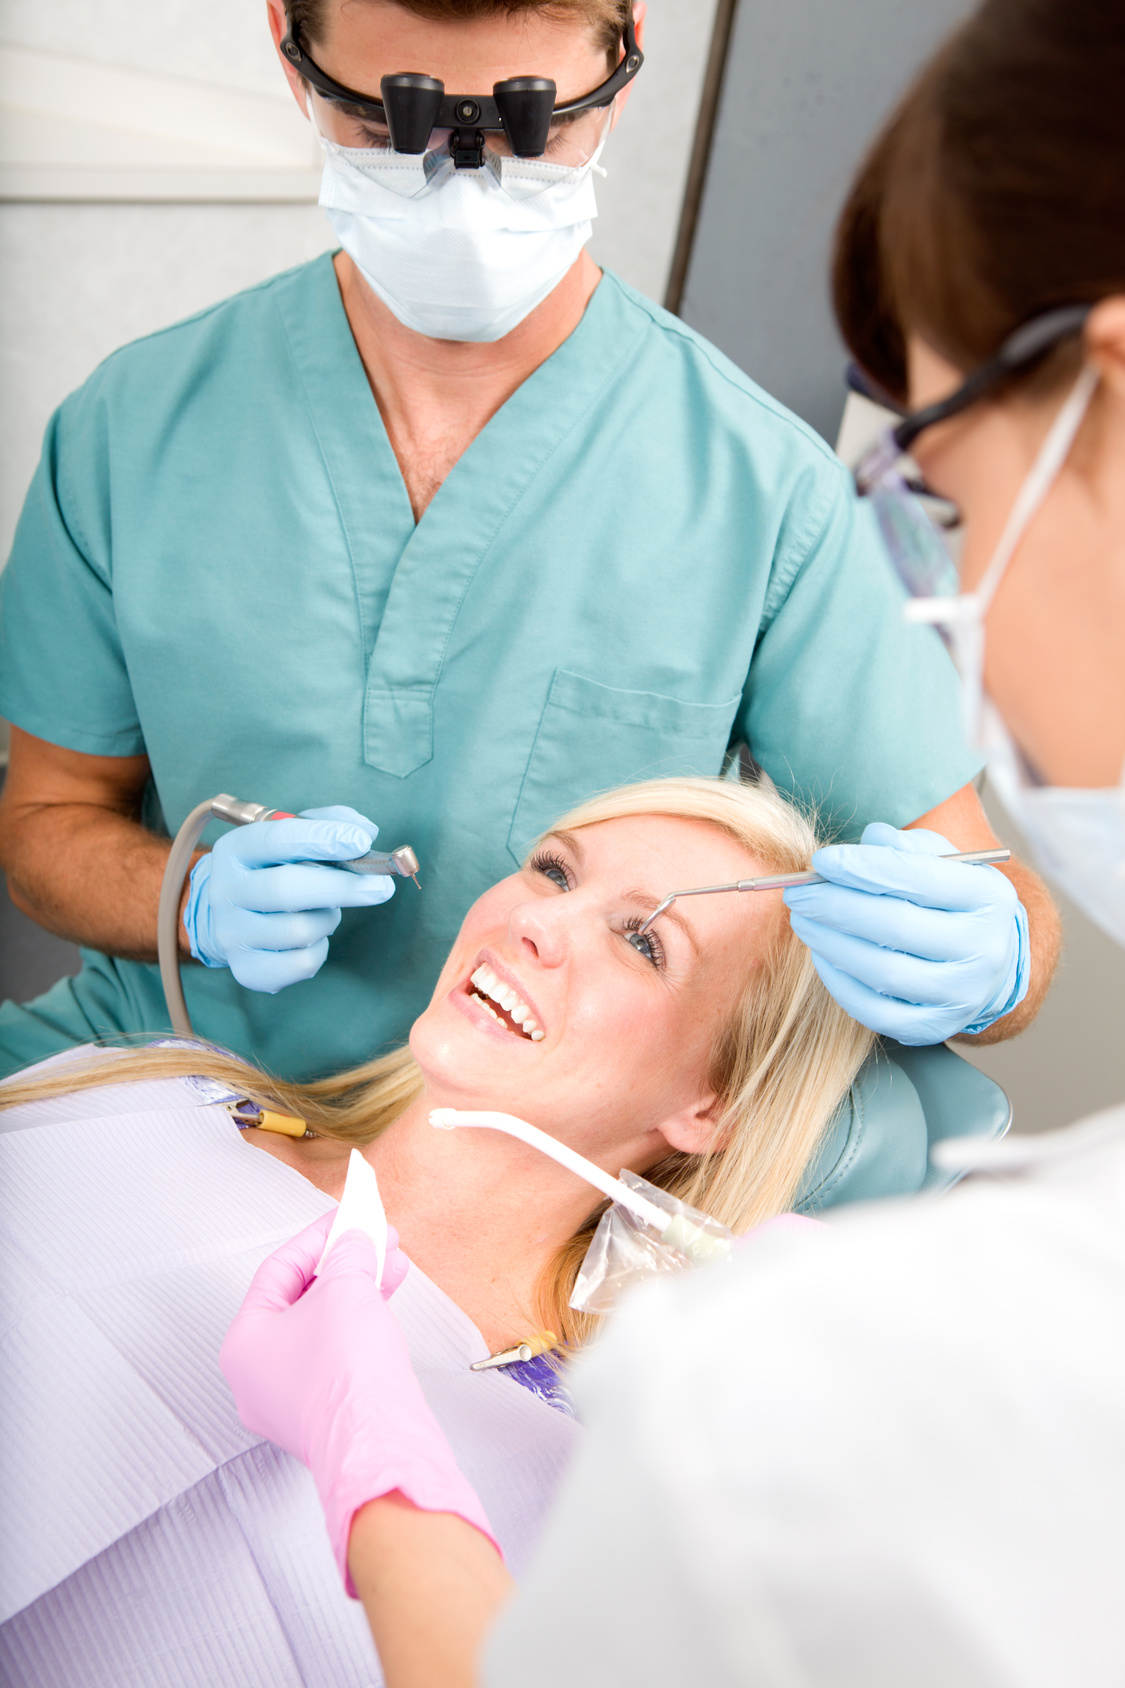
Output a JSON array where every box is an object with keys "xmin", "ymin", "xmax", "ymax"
[{"xmin": 429, "ymin": 1109, "xmax": 458, "ymax": 1130}]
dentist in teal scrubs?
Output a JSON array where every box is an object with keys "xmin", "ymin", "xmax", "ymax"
[{"xmin": 0, "ymin": 0, "xmax": 1056, "ymax": 1082}]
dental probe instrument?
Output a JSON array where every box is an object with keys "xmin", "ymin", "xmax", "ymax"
[
  {"xmin": 157, "ymin": 791, "xmax": 420, "ymax": 1039},
  {"xmin": 429, "ymin": 1109, "xmax": 730, "ymax": 1262},
  {"xmin": 629, "ymin": 846, "xmax": 1012, "ymax": 946}
]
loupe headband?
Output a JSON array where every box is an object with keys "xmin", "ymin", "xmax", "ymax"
[{"xmin": 280, "ymin": 6, "xmax": 643, "ymax": 161}]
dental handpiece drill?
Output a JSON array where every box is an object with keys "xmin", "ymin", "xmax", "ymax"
[
  {"xmin": 629, "ymin": 846, "xmax": 1012, "ymax": 946},
  {"xmin": 208, "ymin": 796, "xmax": 420, "ymax": 884}
]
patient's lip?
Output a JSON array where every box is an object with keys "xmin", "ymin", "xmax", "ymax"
[{"xmin": 467, "ymin": 950, "xmax": 546, "ymax": 1038}]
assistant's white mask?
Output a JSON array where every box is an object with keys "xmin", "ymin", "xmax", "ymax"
[
  {"xmin": 315, "ymin": 126, "xmax": 604, "ymax": 343},
  {"xmin": 983, "ymin": 703, "xmax": 1125, "ymax": 948},
  {"xmin": 905, "ymin": 364, "xmax": 1125, "ymax": 948}
]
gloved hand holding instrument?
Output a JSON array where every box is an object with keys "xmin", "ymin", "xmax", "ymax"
[
  {"xmin": 628, "ymin": 827, "xmax": 1024, "ymax": 1047},
  {"xmin": 157, "ymin": 793, "xmax": 420, "ymax": 1037},
  {"xmin": 783, "ymin": 824, "xmax": 1029, "ymax": 1045}
]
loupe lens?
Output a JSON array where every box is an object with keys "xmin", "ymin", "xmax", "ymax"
[
  {"xmin": 381, "ymin": 73, "xmax": 445, "ymax": 153},
  {"xmin": 493, "ymin": 77, "xmax": 556, "ymax": 157}
]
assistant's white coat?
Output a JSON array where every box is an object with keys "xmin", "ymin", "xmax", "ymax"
[{"xmin": 486, "ymin": 1106, "xmax": 1125, "ymax": 1687}]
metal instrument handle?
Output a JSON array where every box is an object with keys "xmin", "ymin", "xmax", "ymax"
[{"xmin": 636, "ymin": 847, "xmax": 1013, "ymax": 935}]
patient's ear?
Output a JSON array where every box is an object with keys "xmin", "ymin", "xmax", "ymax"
[{"xmin": 658, "ymin": 1091, "xmax": 723, "ymax": 1157}]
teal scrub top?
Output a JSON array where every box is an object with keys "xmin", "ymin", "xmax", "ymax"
[{"xmin": 0, "ymin": 255, "xmax": 981, "ymax": 1082}]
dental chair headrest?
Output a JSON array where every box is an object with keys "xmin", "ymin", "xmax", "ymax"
[{"xmin": 796, "ymin": 1039, "xmax": 1011, "ymax": 1212}]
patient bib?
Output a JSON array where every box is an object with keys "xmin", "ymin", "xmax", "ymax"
[{"xmin": 0, "ymin": 1052, "xmax": 580, "ymax": 1686}]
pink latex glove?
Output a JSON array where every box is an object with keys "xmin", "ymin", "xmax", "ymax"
[{"xmin": 219, "ymin": 1210, "xmax": 501, "ymax": 1594}]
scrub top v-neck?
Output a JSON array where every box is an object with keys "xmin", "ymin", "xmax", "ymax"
[{"xmin": 0, "ymin": 254, "xmax": 980, "ymax": 1081}]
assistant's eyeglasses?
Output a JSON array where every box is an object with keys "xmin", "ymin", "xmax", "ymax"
[{"xmin": 852, "ymin": 303, "xmax": 1093, "ymax": 611}]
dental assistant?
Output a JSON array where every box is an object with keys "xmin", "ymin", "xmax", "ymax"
[
  {"xmin": 221, "ymin": 0, "xmax": 1125, "ymax": 1684},
  {"xmin": 0, "ymin": 0, "xmax": 1055, "ymax": 1084}
]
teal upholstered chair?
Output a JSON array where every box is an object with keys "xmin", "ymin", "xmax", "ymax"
[{"xmin": 796, "ymin": 1038, "xmax": 1012, "ymax": 1213}]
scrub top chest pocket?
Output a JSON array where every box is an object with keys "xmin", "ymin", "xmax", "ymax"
[{"xmin": 507, "ymin": 670, "xmax": 743, "ymax": 864}]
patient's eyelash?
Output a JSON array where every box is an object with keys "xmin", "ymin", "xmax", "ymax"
[
  {"xmin": 621, "ymin": 916, "xmax": 666, "ymax": 970},
  {"xmin": 529, "ymin": 850, "xmax": 572, "ymax": 891}
]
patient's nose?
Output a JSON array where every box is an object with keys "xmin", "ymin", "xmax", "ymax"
[{"xmin": 508, "ymin": 896, "xmax": 569, "ymax": 968}]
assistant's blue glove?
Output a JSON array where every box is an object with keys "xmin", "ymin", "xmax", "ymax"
[
  {"xmin": 183, "ymin": 806, "xmax": 394, "ymax": 994},
  {"xmin": 784, "ymin": 823, "xmax": 1030, "ymax": 1045}
]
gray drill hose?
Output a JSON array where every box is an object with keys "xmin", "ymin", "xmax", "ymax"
[{"xmin": 157, "ymin": 797, "xmax": 220, "ymax": 1039}]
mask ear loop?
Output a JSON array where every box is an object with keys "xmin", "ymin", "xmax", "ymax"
[
  {"xmin": 975, "ymin": 362, "xmax": 1101, "ymax": 617},
  {"xmin": 905, "ymin": 362, "xmax": 1100, "ymax": 747}
]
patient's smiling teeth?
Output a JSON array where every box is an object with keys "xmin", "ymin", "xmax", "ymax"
[{"xmin": 468, "ymin": 965, "xmax": 543, "ymax": 1041}]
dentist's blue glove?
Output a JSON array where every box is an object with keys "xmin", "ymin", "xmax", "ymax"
[
  {"xmin": 183, "ymin": 806, "xmax": 395, "ymax": 994},
  {"xmin": 784, "ymin": 823, "xmax": 1030, "ymax": 1045}
]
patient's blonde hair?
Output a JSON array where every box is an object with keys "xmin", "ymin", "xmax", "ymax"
[{"xmin": 0, "ymin": 776, "xmax": 873, "ymax": 1347}]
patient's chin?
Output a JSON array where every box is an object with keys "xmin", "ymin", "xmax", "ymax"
[
  {"xmin": 407, "ymin": 998, "xmax": 505, "ymax": 1089},
  {"xmin": 408, "ymin": 1006, "xmax": 559, "ymax": 1133}
]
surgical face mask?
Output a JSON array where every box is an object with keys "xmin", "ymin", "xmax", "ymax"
[
  {"xmin": 313, "ymin": 117, "xmax": 606, "ymax": 343},
  {"xmin": 980, "ymin": 703, "xmax": 1125, "ymax": 947}
]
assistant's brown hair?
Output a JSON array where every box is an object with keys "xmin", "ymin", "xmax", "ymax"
[
  {"xmin": 285, "ymin": 0, "xmax": 630, "ymax": 66},
  {"xmin": 833, "ymin": 0, "xmax": 1125, "ymax": 403}
]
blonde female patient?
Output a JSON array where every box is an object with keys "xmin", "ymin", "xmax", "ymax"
[{"xmin": 0, "ymin": 775, "xmax": 872, "ymax": 1688}]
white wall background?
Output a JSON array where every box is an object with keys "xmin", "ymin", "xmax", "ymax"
[{"xmin": 0, "ymin": 0, "xmax": 718, "ymax": 563}]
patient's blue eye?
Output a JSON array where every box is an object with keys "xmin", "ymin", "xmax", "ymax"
[
  {"xmin": 622, "ymin": 919, "xmax": 665, "ymax": 969},
  {"xmin": 529, "ymin": 851, "xmax": 571, "ymax": 891}
]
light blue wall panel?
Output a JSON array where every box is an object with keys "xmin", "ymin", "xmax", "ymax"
[{"xmin": 680, "ymin": 0, "xmax": 972, "ymax": 441}]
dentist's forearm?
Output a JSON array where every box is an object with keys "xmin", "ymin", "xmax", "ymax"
[
  {"xmin": 0, "ymin": 724, "xmax": 197, "ymax": 961},
  {"xmin": 348, "ymin": 1494, "xmax": 513, "ymax": 1688}
]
